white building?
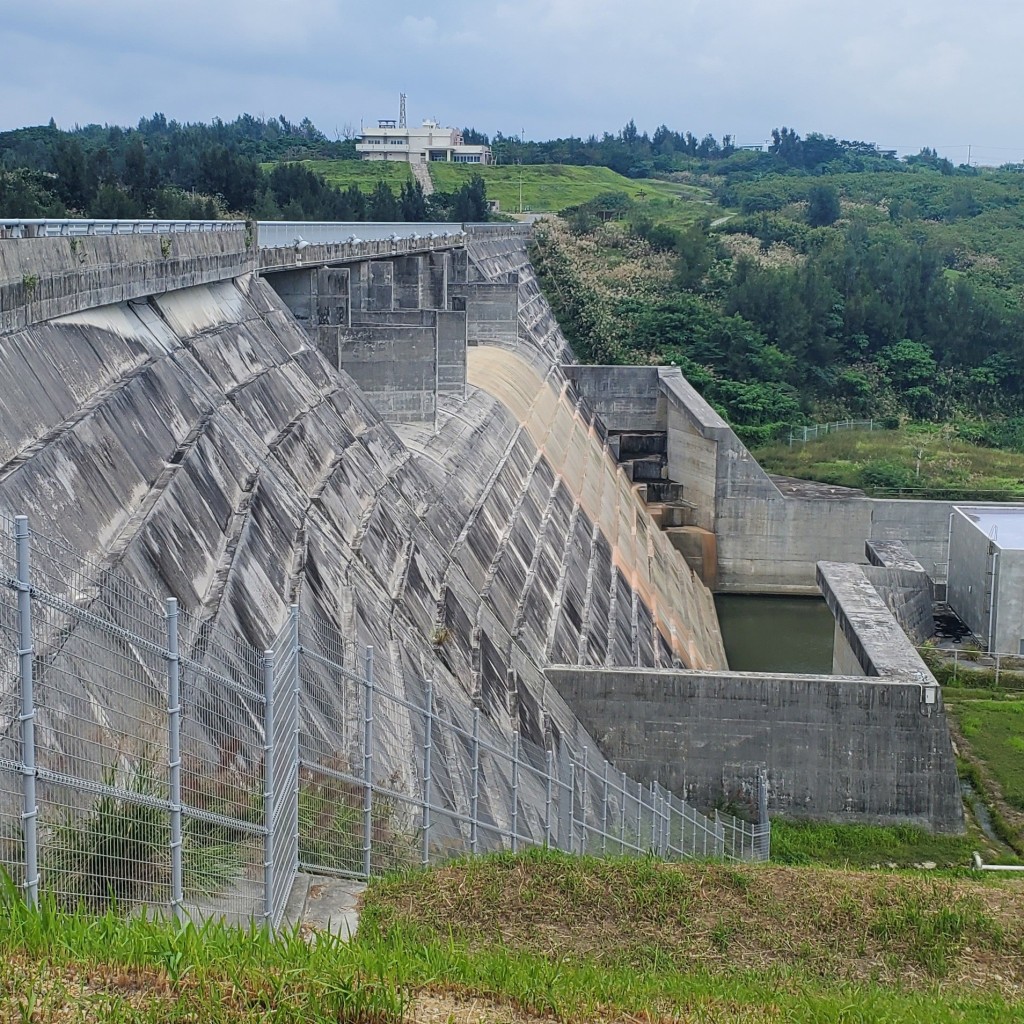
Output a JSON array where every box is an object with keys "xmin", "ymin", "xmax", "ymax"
[{"xmin": 356, "ymin": 117, "xmax": 492, "ymax": 166}]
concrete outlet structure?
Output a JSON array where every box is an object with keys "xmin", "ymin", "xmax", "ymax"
[{"xmin": 948, "ymin": 505, "xmax": 1024, "ymax": 654}]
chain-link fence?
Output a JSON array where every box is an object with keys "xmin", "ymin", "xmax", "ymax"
[
  {"xmin": 0, "ymin": 513, "xmax": 770, "ymax": 930},
  {"xmin": 296, "ymin": 612, "xmax": 770, "ymax": 877},
  {"xmin": 787, "ymin": 419, "xmax": 879, "ymax": 446}
]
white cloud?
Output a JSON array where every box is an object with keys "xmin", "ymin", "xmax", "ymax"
[{"xmin": 1, "ymin": 0, "xmax": 1022, "ymax": 163}]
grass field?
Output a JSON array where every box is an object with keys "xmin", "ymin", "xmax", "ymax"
[
  {"xmin": 426, "ymin": 161, "xmax": 710, "ymax": 214},
  {"xmin": 285, "ymin": 158, "xmax": 412, "ymax": 191},
  {"xmin": 5, "ymin": 850, "xmax": 1024, "ymax": 1022},
  {"xmin": 950, "ymin": 700, "xmax": 1024, "ymax": 812},
  {"xmin": 752, "ymin": 425, "xmax": 1024, "ymax": 498}
]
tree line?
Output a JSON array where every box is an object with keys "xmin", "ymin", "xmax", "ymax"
[{"xmin": 0, "ymin": 114, "xmax": 490, "ymax": 221}]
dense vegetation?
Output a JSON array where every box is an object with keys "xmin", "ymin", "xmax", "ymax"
[
  {"xmin": 0, "ymin": 114, "xmax": 489, "ymax": 221},
  {"xmin": 535, "ymin": 146, "xmax": 1024, "ymax": 445}
]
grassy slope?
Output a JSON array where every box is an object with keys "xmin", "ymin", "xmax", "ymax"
[
  {"xmin": 5, "ymin": 851, "xmax": 1024, "ymax": 1023},
  {"xmin": 286, "ymin": 159, "xmax": 412, "ymax": 190},
  {"xmin": 751, "ymin": 426, "xmax": 1024, "ymax": 496},
  {"xmin": 952, "ymin": 700, "xmax": 1024, "ymax": 813},
  {"xmin": 427, "ymin": 161, "xmax": 710, "ymax": 213}
]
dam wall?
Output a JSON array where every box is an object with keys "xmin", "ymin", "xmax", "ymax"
[{"xmin": 0, "ymin": 223, "xmax": 734, "ymax": 887}]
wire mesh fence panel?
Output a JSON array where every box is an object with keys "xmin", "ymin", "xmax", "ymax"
[
  {"xmin": 179, "ymin": 656, "xmax": 266, "ymax": 923},
  {"xmin": 295, "ymin": 619, "xmax": 371, "ymax": 878},
  {"xmin": 267, "ymin": 613, "xmax": 300, "ymax": 927}
]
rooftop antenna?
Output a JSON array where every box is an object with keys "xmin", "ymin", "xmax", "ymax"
[{"xmin": 399, "ymin": 93, "xmax": 407, "ymax": 129}]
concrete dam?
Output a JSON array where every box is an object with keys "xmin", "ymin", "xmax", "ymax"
[{"xmin": 0, "ymin": 218, "xmax": 963, "ymax": 888}]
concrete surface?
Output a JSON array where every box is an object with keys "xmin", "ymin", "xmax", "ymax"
[
  {"xmin": 547, "ymin": 666, "xmax": 964, "ymax": 831},
  {"xmin": 283, "ymin": 872, "xmax": 364, "ymax": 939}
]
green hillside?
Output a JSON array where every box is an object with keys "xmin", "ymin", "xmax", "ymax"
[
  {"xmin": 280, "ymin": 159, "xmax": 412, "ymax": 191},
  {"xmin": 427, "ymin": 161, "xmax": 710, "ymax": 214}
]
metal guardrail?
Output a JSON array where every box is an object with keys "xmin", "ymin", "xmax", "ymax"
[
  {"xmin": 788, "ymin": 419, "xmax": 879, "ymax": 446},
  {"xmin": 0, "ymin": 219, "xmax": 245, "ymax": 238},
  {"xmin": 0, "ymin": 512, "xmax": 770, "ymax": 931},
  {"xmin": 256, "ymin": 221, "xmax": 467, "ymax": 249},
  {"xmin": 918, "ymin": 643, "xmax": 1024, "ymax": 685}
]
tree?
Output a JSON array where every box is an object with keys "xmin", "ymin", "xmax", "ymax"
[
  {"xmin": 368, "ymin": 179, "xmax": 399, "ymax": 220},
  {"xmin": 806, "ymin": 184, "xmax": 841, "ymax": 227}
]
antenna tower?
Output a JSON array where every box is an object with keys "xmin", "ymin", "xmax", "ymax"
[{"xmin": 399, "ymin": 93, "xmax": 407, "ymax": 129}]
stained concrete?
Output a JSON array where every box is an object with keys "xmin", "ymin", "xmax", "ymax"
[
  {"xmin": 547, "ymin": 666, "xmax": 963, "ymax": 830},
  {"xmin": 0, "ymin": 227, "xmax": 726, "ymax": 860}
]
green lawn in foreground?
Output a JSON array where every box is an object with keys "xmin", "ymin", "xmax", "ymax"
[{"xmin": 4, "ymin": 850, "xmax": 1024, "ymax": 1023}]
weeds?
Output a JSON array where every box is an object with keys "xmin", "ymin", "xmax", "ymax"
[{"xmin": 41, "ymin": 762, "xmax": 244, "ymax": 912}]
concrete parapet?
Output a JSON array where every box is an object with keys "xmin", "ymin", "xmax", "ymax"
[
  {"xmin": 816, "ymin": 561, "xmax": 936, "ymax": 685},
  {"xmin": 0, "ymin": 230, "xmax": 254, "ymax": 332},
  {"xmin": 547, "ymin": 665, "xmax": 964, "ymax": 831}
]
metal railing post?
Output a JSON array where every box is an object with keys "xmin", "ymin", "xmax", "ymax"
[
  {"xmin": 362, "ymin": 646, "xmax": 375, "ymax": 878},
  {"xmin": 262, "ymin": 647, "xmax": 276, "ymax": 923},
  {"xmin": 619, "ymin": 771, "xmax": 627, "ymax": 854},
  {"xmin": 544, "ymin": 749, "xmax": 554, "ymax": 847},
  {"xmin": 568, "ymin": 761, "xmax": 576, "ymax": 854},
  {"xmin": 166, "ymin": 598, "xmax": 183, "ymax": 922},
  {"xmin": 470, "ymin": 705, "xmax": 480, "ymax": 854},
  {"xmin": 601, "ymin": 761, "xmax": 609, "ymax": 856},
  {"xmin": 510, "ymin": 730, "xmax": 520, "ymax": 854},
  {"xmin": 580, "ymin": 747, "xmax": 588, "ymax": 855},
  {"xmin": 15, "ymin": 517, "xmax": 38, "ymax": 907},
  {"xmin": 421, "ymin": 677, "xmax": 432, "ymax": 868}
]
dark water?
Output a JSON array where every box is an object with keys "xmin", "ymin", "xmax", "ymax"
[{"xmin": 715, "ymin": 595, "xmax": 835, "ymax": 674}]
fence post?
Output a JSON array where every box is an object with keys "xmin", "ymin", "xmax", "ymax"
[
  {"xmin": 580, "ymin": 746, "xmax": 588, "ymax": 855},
  {"xmin": 510, "ymin": 729, "xmax": 520, "ymax": 854},
  {"xmin": 470, "ymin": 705, "xmax": 480, "ymax": 854},
  {"xmin": 289, "ymin": 605, "xmax": 300, "ymax": 875},
  {"xmin": 421, "ymin": 677, "xmax": 432, "ymax": 868},
  {"xmin": 262, "ymin": 647, "xmax": 276, "ymax": 924},
  {"xmin": 619, "ymin": 771, "xmax": 627, "ymax": 854},
  {"xmin": 996, "ymin": 653, "xmax": 1001, "ymax": 687},
  {"xmin": 601, "ymin": 761, "xmax": 609, "ymax": 856},
  {"xmin": 635, "ymin": 779, "xmax": 643, "ymax": 852},
  {"xmin": 568, "ymin": 761, "xmax": 576, "ymax": 854},
  {"xmin": 362, "ymin": 646, "xmax": 375, "ymax": 879},
  {"xmin": 166, "ymin": 598, "xmax": 183, "ymax": 922},
  {"xmin": 650, "ymin": 782, "xmax": 657, "ymax": 852},
  {"xmin": 15, "ymin": 516, "xmax": 38, "ymax": 908},
  {"xmin": 544, "ymin": 749, "xmax": 554, "ymax": 847}
]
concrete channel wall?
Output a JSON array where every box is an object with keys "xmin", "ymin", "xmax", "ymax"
[
  {"xmin": 568, "ymin": 364, "xmax": 962, "ymax": 592},
  {"xmin": 547, "ymin": 666, "xmax": 964, "ymax": 830}
]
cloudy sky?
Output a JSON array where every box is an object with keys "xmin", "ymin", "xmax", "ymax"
[{"xmin": 2, "ymin": 1, "xmax": 1022, "ymax": 165}]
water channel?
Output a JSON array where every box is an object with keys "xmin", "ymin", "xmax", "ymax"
[{"xmin": 714, "ymin": 594, "xmax": 835, "ymax": 674}]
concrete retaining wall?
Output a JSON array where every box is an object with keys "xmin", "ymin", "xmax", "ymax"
[{"xmin": 547, "ymin": 666, "xmax": 964, "ymax": 830}]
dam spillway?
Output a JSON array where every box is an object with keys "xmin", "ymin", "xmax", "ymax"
[
  {"xmin": 0, "ymin": 222, "xmax": 736, "ymax": 911},
  {"xmin": 0, "ymin": 218, "xmax": 964, "ymax": 899}
]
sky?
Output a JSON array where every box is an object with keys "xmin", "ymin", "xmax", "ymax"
[{"xmin": 2, "ymin": 0, "xmax": 1023, "ymax": 165}]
